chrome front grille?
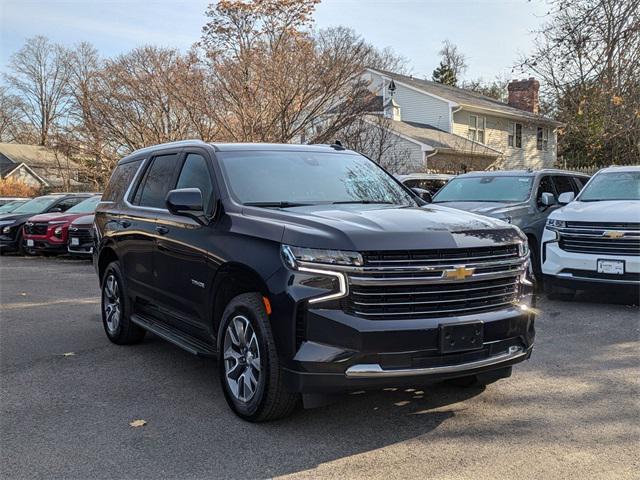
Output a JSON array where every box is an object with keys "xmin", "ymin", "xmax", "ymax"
[
  {"xmin": 342, "ymin": 245, "xmax": 526, "ymax": 319},
  {"xmin": 557, "ymin": 222, "xmax": 640, "ymax": 256}
]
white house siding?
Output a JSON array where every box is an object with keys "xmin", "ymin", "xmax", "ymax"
[
  {"xmin": 452, "ymin": 109, "xmax": 557, "ymax": 169},
  {"xmin": 381, "ymin": 132, "xmax": 424, "ymax": 174},
  {"xmin": 364, "ymin": 71, "xmax": 452, "ymax": 132}
]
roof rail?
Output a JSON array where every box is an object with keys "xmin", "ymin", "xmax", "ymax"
[{"xmin": 128, "ymin": 139, "xmax": 207, "ymax": 157}]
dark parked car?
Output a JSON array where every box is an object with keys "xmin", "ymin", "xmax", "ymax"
[
  {"xmin": 68, "ymin": 214, "xmax": 97, "ymax": 258},
  {"xmin": 0, "ymin": 193, "xmax": 93, "ymax": 255},
  {"xmin": 23, "ymin": 195, "xmax": 101, "ymax": 255},
  {"xmin": 431, "ymin": 169, "xmax": 590, "ymax": 278},
  {"xmin": 94, "ymin": 141, "xmax": 535, "ymax": 421}
]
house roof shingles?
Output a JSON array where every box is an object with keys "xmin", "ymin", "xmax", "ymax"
[{"xmin": 369, "ymin": 69, "xmax": 563, "ymax": 127}]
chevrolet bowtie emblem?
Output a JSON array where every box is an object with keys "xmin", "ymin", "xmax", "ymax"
[
  {"xmin": 443, "ymin": 266, "xmax": 476, "ymax": 281},
  {"xmin": 603, "ymin": 230, "xmax": 624, "ymax": 239}
]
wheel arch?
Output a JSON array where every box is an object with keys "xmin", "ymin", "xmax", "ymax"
[{"xmin": 97, "ymin": 245, "xmax": 118, "ymax": 282}]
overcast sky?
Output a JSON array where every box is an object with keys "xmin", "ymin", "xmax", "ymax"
[{"xmin": 1, "ymin": 0, "xmax": 549, "ymax": 81}]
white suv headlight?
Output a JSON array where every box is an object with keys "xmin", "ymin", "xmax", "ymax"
[{"xmin": 547, "ymin": 219, "xmax": 566, "ymax": 228}]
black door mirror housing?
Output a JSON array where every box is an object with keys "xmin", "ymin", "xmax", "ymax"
[
  {"xmin": 411, "ymin": 187, "xmax": 432, "ymax": 203},
  {"xmin": 166, "ymin": 188, "xmax": 208, "ymax": 224}
]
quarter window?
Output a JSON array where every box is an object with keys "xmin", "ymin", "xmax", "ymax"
[
  {"xmin": 509, "ymin": 123, "xmax": 522, "ymax": 148},
  {"xmin": 102, "ymin": 160, "xmax": 143, "ymax": 202},
  {"xmin": 468, "ymin": 115, "xmax": 486, "ymax": 143},
  {"xmin": 133, "ymin": 154, "xmax": 179, "ymax": 208},
  {"xmin": 175, "ymin": 153, "xmax": 214, "ymax": 212}
]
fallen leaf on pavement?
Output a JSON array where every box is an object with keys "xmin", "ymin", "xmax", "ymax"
[
  {"xmin": 129, "ymin": 419, "xmax": 147, "ymax": 428},
  {"xmin": 62, "ymin": 352, "xmax": 75, "ymax": 357}
]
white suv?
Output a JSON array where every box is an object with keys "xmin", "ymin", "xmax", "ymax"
[{"xmin": 542, "ymin": 166, "xmax": 640, "ymax": 297}]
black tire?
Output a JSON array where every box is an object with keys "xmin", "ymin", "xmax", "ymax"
[
  {"xmin": 16, "ymin": 230, "xmax": 25, "ymax": 256},
  {"xmin": 446, "ymin": 366, "xmax": 512, "ymax": 387},
  {"xmin": 101, "ymin": 261, "xmax": 146, "ymax": 345},
  {"xmin": 218, "ymin": 292, "xmax": 299, "ymax": 422}
]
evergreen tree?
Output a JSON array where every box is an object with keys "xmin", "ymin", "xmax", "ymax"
[{"xmin": 432, "ymin": 61, "xmax": 457, "ymax": 86}]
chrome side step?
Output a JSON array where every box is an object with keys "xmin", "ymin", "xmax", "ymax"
[
  {"xmin": 344, "ymin": 346, "xmax": 526, "ymax": 378},
  {"xmin": 131, "ymin": 314, "xmax": 217, "ymax": 357}
]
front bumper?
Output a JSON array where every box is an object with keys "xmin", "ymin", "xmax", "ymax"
[{"xmin": 23, "ymin": 236, "xmax": 67, "ymax": 254}]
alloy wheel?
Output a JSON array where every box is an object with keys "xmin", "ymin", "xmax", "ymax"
[
  {"xmin": 223, "ymin": 315, "xmax": 261, "ymax": 402},
  {"xmin": 103, "ymin": 273, "xmax": 121, "ymax": 334}
]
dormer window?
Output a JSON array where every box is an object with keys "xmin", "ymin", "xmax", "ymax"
[{"xmin": 468, "ymin": 115, "xmax": 486, "ymax": 143}]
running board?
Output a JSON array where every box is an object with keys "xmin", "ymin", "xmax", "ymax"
[{"xmin": 131, "ymin": 314, "xmax": 217, "ymax": 357}]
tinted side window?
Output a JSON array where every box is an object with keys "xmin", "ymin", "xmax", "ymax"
[
  {"xmin": 175, "ymin": 153, "xmax": 214, "ymax": 212},
  {"xmin": 572, "ymin": 176, "xmax": 588, "ymax": 190},
  {"xmin": 536, "ymin": 176, "xmax": 556, "ymax": 206},
  {"xmin": 55, "ymin": 197, "xmax": 86, "ymax": 212},
  {"xmin": 133, "ymin": 154, "xmax": 179, "ymax": 208},
  {"xmin": 103, "ymin": 160, "xmax": 143, "ymax": 202},
  {"xmin": 553, "ymin": 175, "xmax": 578, "ymax": 195}
]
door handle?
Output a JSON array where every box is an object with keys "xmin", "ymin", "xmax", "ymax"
[
  {"xmin": 156, "ymin": 226, "xmax": 169, "ymax": 235},
  {"xmin": 119, "ymin": 220, "xmax": 131, "ymax": 228}
]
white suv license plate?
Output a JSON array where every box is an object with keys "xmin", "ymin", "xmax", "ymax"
[{"xmin": 597, "ymin": 259, "xmax": 624, "ymax": 275}]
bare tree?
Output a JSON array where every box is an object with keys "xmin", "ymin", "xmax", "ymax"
[
  {"xmin": 433, "ymin": 39, "xmax": 467, "ymax": 85},
  {"xmin": 0, "ymin": 87, "xmax": 29, "ymax": 143},
  {"xmin": 4, "ymin": 36, "xmax": 71, "ymax": 146},
  {"xmin": 519, "ymin": 0, "xmax": 640, "ymax": 166}
]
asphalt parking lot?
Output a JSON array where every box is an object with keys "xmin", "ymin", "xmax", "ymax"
[{"xmin": 1, "ymin": 255, "xmax": 638, "ymax": 480}]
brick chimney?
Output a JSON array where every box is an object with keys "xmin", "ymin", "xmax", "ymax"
[{"xmin": 507, "ymin": 77, "xmax": 540, "ymax": 114}]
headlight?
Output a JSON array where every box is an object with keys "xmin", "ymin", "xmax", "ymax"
[
  {"xmin": 547, "ymin": 218, "xmax": 566, "ymax": 228},
  {"xmin": 53, "ymin": 226, "xmax": 63, "ymax": 236},
  {"xmin": 2, "ymin": 226, "xmax": 11, "ymax": 234},
  {"xmin": 281, "ymin": 245, "xmax": 355, "ymax": 304},
  {"xmin": 281, "ymin": 245, "xmax": 363, "ymax": 269},
  {"xmin": 518, "ymin": 239, "xmax": 529, "ymax": 257}
]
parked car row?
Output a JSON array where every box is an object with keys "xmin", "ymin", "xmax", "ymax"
[{"xmin": 0, "ymin": 193, "xmax": 100, "ymax": 257}]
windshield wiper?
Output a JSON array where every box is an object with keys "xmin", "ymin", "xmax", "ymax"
[
  {"xmin": 243, "ymin": 201, "xmax": 313, "ymax": 208},
  {"xmin": 332, "ymin": 200, "xmax": 395, "ymax": 205}
]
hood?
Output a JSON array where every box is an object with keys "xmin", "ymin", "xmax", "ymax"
[
  {"xmin": 238, "ymin": 204, "xmax": 522, "ymax": 251},
  {"xmin": 432, "ymin": 201, "xmax": 525, "ymax": 217},
  {"xmin": 26, "ymin": 212, "xmax": 87, "ymax": 224},
  {"xmin": 551, "ymin": 200, "xmax": 640, "ymax": 223},
  {"xmin": 0, "ymin": 213, "xmax": 36, "ymax": 225},
  {"xmin": 70, "ymin": 214, "xmax": 95, "ymax": 227}
]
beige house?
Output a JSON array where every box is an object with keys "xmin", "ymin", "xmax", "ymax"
[
  {"xmin": 0, "ymin": 143, "xmax": 86, "ymax": 191},
  {"xmin": 362, "ymin": 69, "xmax": 563, "ymax": 173}
]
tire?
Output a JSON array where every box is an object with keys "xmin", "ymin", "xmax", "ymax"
[
  {"xmin": 16, "ymin": 230, "xmax": 25, "ymax": 256},
  {"xmin": 529, "ymin": 240, "xmax": 542, "ymax": 285},
  {"xmin": 446, "ymin": 366, "xmax": 512, "ymax": 387},
  {"xmin": 101, "ymin": 261, "xmax": 146, "ymax": 345},
  {"xmin": 218, "ymin": 292, "xmax": 299, "ymax": 422}
]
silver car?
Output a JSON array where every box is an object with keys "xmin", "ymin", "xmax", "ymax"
[{"xmin": 431, "ymin": 169, "xmax": 590, "ymax": 278}]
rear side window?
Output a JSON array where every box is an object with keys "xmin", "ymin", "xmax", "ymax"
[
  {"xmin": 55, "ymin": 197, "xmax": 86, "ymax": 212},
  {"xmin": 132, "ymin": 154, "xmax": 180, "ymax": 208},
  {"xmin": 175, "ymin": 153, "xmax": 214, "ymax": 212},
  {"xmin": 102, "ymin": 159, "xmax": 143, "ymax": 202}
]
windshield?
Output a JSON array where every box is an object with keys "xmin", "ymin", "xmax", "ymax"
[
  {"xmin": 0, "ymin": 200, "xmax": 27, "ymax": 213},
  {"xmin": 579, "ymin": 171, "xmax": 640, "ymax": 201},
  {"xmin": 433, "ymin": 176, "xmax": 533, "ymax": 203},
  {"xmin": 67, "ymin": 196, "xmax": 102, "ymax": 213},
  {"xmin": 217, "ymin": 151, "xmax": 415, "ymax": 206},
  {"xmin": 11, "ymin": 196, "xmax": 60, "ymax": 214}
]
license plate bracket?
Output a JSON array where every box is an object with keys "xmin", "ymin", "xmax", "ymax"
[
  {"xmin": 597, "ymin": 259, "xmax": 624, "ymax": 275},
  {"xmin": 440, "ymin": 322, "xmax": 484, "ymax": 353}
]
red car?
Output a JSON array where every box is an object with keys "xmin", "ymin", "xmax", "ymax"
[{"xmin": 23, "ymin": 195, "xmax": 101, "ymax": 255}]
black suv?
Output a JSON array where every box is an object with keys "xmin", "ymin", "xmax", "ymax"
[{"xmin": 94, "ymin": 141, "xmax": 535, "ymax": 421}]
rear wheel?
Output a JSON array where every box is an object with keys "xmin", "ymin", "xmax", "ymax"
[
  {"xmin": 101, "ymin": 261, "xmax": 146, "ymax": 345},
  {"xmin": 218, "ymin": 292, "xmax": 299, "ymax": 422}
]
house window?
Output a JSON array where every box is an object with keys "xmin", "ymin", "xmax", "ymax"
[
  {"xmin": 509, "ymin": 123, "xmax": 522, "ymax": 148},
  {"xmin": 537, "ymin": 127, "xmax": 549, "ymax": 150},
  {"xmin": 468, "ymin": 115, "xmax": 486, "ymax": 143}
]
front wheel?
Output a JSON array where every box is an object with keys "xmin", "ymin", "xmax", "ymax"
[{"xmin": 218, "ymin": 293, "xmax": 299, "ymax": 422}]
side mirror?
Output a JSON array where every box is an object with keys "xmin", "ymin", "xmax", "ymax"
[
  {"xmin": 49, "ymin": 206, "xmax": 62, "ymax": 213},
  {"xmin": 558, "ymin": 192, "xmax": 575, "ymax": 205},
  {"xmin": 166, "ymin": 188, "xmax": 206, "ymax": 223},
  {"xmin": 411, "ymin": 187, "xmax": 432, "ymax": 203},
  {"xmin": 540, "ymin": 192, "xmax": 556, "ymax": 207}
]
